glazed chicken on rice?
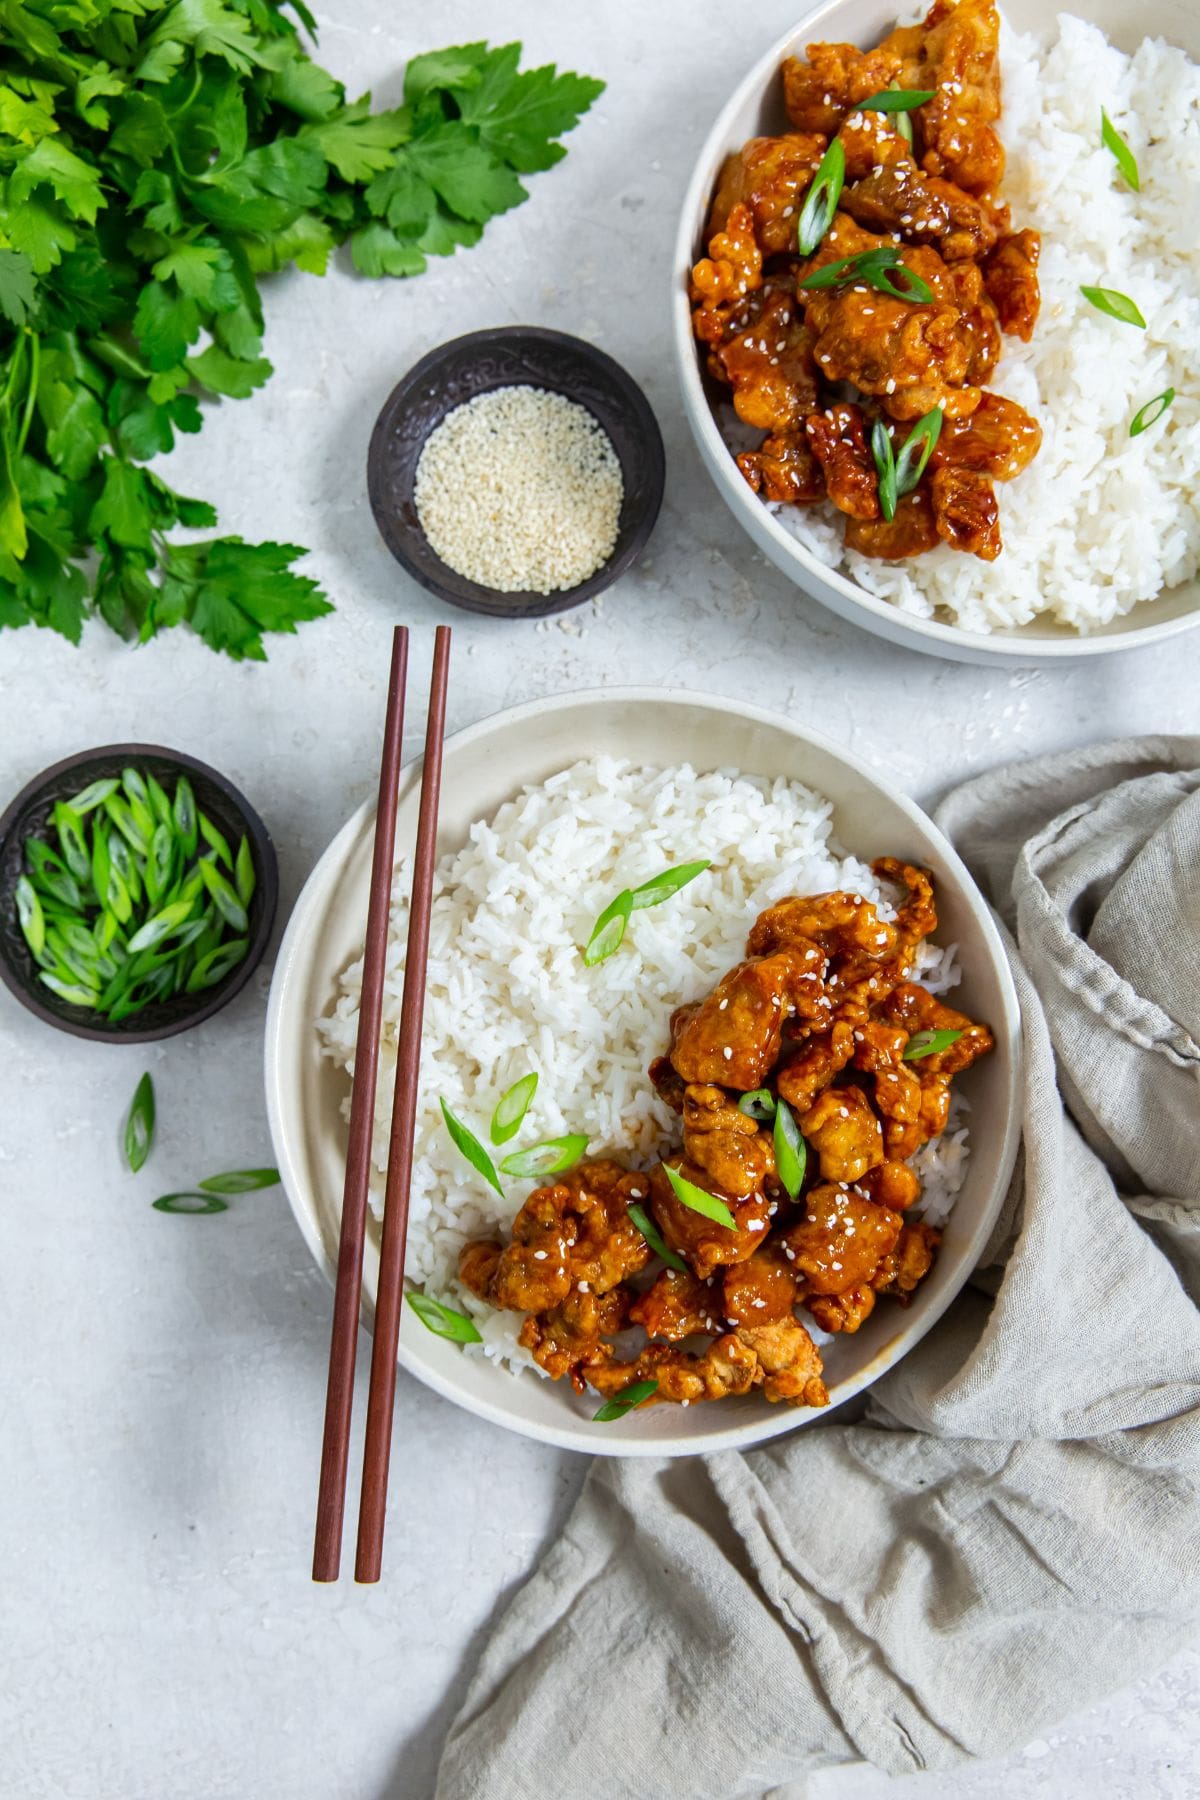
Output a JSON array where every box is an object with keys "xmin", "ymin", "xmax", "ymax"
[
  {"xmin": 460, "ymin": 859, "xmax": 994, "ymax": 1414},
  {"xmin": 690, "ymin": 0, "xmax": 1042, "ymax": 561}
]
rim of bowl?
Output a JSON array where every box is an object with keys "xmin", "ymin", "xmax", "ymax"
[
  {"xmin": 670, "ymin": 11, "xmax": 1200, "ymax": 662},
  {"xmin": 0, "ymin": 742, "xmax": 279, "ymax": 1043},
  {"xmin": 264, "ymin": 685, "xmax": 1023, "ymax": 1456},
  {"xmin": 366, "ymin": 325, "xmax": 666, "ymax": 620}
]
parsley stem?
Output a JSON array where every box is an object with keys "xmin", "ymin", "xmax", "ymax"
[{"xmin": 16, "ymin": 330, "xmax": 39, "ymax": 457}]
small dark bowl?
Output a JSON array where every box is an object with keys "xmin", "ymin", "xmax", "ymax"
[
  {"xmin": 366, "ymin": 326, "xmax": 666, "ymax": 619},
  {"xmin": 0, "ymin": 744, "xmax": 279, "ymax": 1043}
]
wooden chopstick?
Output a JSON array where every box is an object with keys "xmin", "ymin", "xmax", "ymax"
[
  {"xmin": 312, "ymin": 626, "xmax": 409, "ymax": 1584},
  {"xmin": 355, "ymin": 623, "xmax": 452, "ymax": 1584}
]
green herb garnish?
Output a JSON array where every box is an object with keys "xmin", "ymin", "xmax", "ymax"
[
  {"xmin": 500, "ymin": 1135, "xmax": 589, "ymax": 1179},
  {"xmin": 490, "ymin": 1072, "xmax": 539, "ymax": 1145},
  {"xmin": 1130, "ymin": 389, "xmax": 1175, "ymax": 437},
  {"xmin": 772, "ymin": 1099, "xmax": 807, "ymax": 1200},
  {"xmin": 441, "ymin": 1099, "xmax": 503, "ymax": 1194},
  {"xmin": 859, "ymin": 87, "xmax": 935, "ymax": 112},
  {"xmin": 407, "ymin": 1292, "xmax": 483, "ymax": 1343},
  {"xmin": 197, "ymin": 1168, "xmax": 280, "ymax": 1193},
  {"xmin": 903, "ymin": 1028, "xmax": 964, "ymax": 1061},
  {"xmin": 662, "ymin": 1163, "xmax": 737, "ymax": 1231},
  {"xmin": 15, "ymin": 768, "xmax": 254, "ymax": 1021},
  {"xmin": 627, "ymin": 1202, "xmax": 688, "ymax": 1273},
  {"xmin": 871, "ymin": 418, "xmax": 899, "ymax": 522},
  {"xmin": 0, "ymin": 20, "xmax": 602, "ymax": 659},
  {"xmin": 123, "ymin": 1072, "xmax": 156, "ymax": 1173},
  {"xmin": 800, "ymin": 245, "xmax": 934, "ymax": 304},
  {"xmin": 583, "ymin": 861, "xmax": 710, "ymax": 966},
  {"xmin": 152, "ymin": 1192, "xmax": 229, "ymax": 1215},
  {"xmin": 1101, "ymin": 109, "xmax": 1140, "ymax": 192},
  {"xmin": 592, "ymin": 1379, "xmax": 658, "ymax": 1422},
  {"xmin": 796, "ymin": 137, "xmax": 845, "ymax": 257},
  {"xmin": 1079, "ymin": 286, "xmax": 1146, "ymax": 328},
  {"xmin": 871, "ymin": 407, "xmax": 943, "ymax": 521},
  {"xmin": 738, "ymin": 1089, "xmax": 776, "ymax": 1123}
]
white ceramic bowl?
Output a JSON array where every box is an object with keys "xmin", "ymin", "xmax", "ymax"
[
  {"xmin": 672, "ymin": 0, "xmax": 1200, "ymax": 664},
  {"xmin": 265, "ymin": 689, "xmax": 1021, "ymax": 1456}
]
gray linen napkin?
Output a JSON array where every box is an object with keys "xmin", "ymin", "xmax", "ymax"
[{"xmin": 435, "ymin": 736, "xmax": 1200, "ymax": 1800}]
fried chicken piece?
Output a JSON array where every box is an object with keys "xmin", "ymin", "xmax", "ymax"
[
  {"xmin": 806, "ymin": 1284, "xmax": 877, "ymax": 1333},
  {"xmin": 804, "ymin": 401, "xmax": 880, "ymax": 522},
  {"xmin": 714, "ymin": 283, "xmax": 820, "ymax": 433},
  {"xmin": 880, "ymin": 983, "xmax": 995, "ymax": 1074},
  {"xmin": 629, "ymin": 1267, "xmax": 724, "ymax": 1341},
  {"xmin": 737, "ymin": 429, "xmax": 827, "ymax": 505},
  {"xmin": 777, "ymin": 1018, "xmax": 855, "ymax": 1112},
  {"xmin": 840, "ymin": 162, "xmax": 1005, "ymax": 263},
  {"xmin": 870, "ymin": 1059, "xmax": 925, "ymax": 1146},
  {"xmin": 748, "ymin": 890, "xmax": 895, "ymax": 968},
  {"xmin": 519, "ymin": 1286, "xmax": 632, "ymax": 1388},
  {"xmin": 722, "ymin": 1244, "xmax": 799, "ymax": 1326},
  {"xmin": 850, "ymin": 1017, "xmax": 909, "ymax": 1072},
  {"xmin": 588, "ymin": 1334, "xmax": 760, "ymax": 1405},
  {"xmin": 682, "ymin": 1083, "xmax": 775, "ymax": 1199},
  {"xmin": 667, "ymin": 950, "xmax": 821, "ymax": 1090},
  {"xmin": 931, "ymin": 390, "xmax": 1042, "ymax": 481},
  {"xmin": 930, "ymin": 465, "xmax": 1002, "ymax": 559},
  {"xmin": 782, "ymin": 38, "xmax": 917, "ymax": 136},
  {"xmin": 982, "ymin": 229, "xmax": 1041, "ymax": 340},
  {"xmin": 800, "ymin": 1084, "xmax": 885, "ymax": 1183},
  {"xmin": 690, "ymin": 200, "xmax": 762, "ymax": 312},
  {"xmin": 860, "ymin": 1159, "xmax": 923, "ymax": 1211},
  {"xmin": 782, "ymin": 1181, "xmax": 903, "ymax": 1293},
  {"xmin": 710, "ymin": 132, "xmax": 830, "ymax": 255},
  {"xmin": 872, "ymin": 1221, "xmax": 940, "ymax": 1299},
  {"xmin": 648, "ymin": 1052, "xmax": 686, "ymax": 1113},
  {"xmin": 845, "ymin": 487, "xmax": 940, "ymax": 558},
  {"xmin": 738, "ymin": 1315, "xmax": 829, "ymax": 1405},
  {"xmin": 836, "ymin": 107, "xmax": 915, "ymax": 181},
  {"xmin": 647, "ymin": 1158, "xmax": 773, "ymax": 1281},
  {"xmin": 459, "ymin": 1161, "xmax": 650, "ymax": 1315},
  {"xmin": 918, "ymin": 0, "xmax": 1005, "ymax": 196},
  {"xmin": 874, "ymin": 857, "xmax": 937, "ymax": 963}
]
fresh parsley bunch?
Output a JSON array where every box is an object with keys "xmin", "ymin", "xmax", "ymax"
[{"xmin": 0, "ymin": 1, "xmax": 603, "ymax": 659}]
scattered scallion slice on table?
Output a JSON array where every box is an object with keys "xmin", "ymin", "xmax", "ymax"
[
  {"xmin": 1130, "ymin": 389, "xmax": 1175, "ymax": 437},
  {"xmin": 1079, "ymin": 286, "xmax": 1146, "ymax": 328},
  {"xmin": 500, "ymin": 1135, "xmax": 589, "ymax": 1179},
  {"xmin": 796, "ymin": 137, "xmax": 846, "ymax": 256},
  {"xmin": 123, "ymin": 1072, "xmax": 156, "ymax": 1174},
  {"xmin": 490, "ymin": 1073, "xmax": 539, "ymax": 1145},
  {"xmin": 871, "ymin": 419, "xmax": 899, "ymax": 522},
  {"xmin": 153, "ymin": 1192, "xmax": 229, "ymax": 1215},
  {"xmin": 407, "ymin": 1293, "xmax": 483, "ymax": 1343},
  {"xmin": 738, "ymin": 1088, "xmax": 776, "ymax": 1123},
  {"xmin": 583, "ymin": 861, "xmax": 710, "ymax": 966},
  {"xmin": 903, "ymin": 1028, "xmax": 964, "ymax": 1060},
  {"xmin": 1100, "ymin": 108, "xmax": 1140, "ymax": 191},
  {"xmin": 441, "ymin": 1099, "xmax": 504, "ymax": 1194},
  {"xmin": 197, "ymin": 1169, "xmax": 280, "ymax": 1194},
  {"xmin": 773, "ymin": 1100, "xmax": 807, "ymax": 1200},
  {"xmin": 800, "ymin": 245, "xmax": 934, "ymax": 304},
  {"xmin": 627, "ymin": 1203, "xmax": 688, "ymax": 1274},
  {"xmin": 592, "ymin": 1379, "xmax": 658, "ymax": 1423},
  {"xmin": 859, "ymin": 87, "xmax": 935, "ymax": 111},
  {"xmin": 662, "ymin": 1163, "xmax": 737, "ymax": 1231}
]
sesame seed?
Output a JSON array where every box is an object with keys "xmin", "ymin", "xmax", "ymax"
[
  {"xmin": 723, "ymin": 1046, "xmax": 732, "ymax": 1061},
  {"xmin": 630, "ymin": 1187, "xmax": 644, "ymax": 1199},
  {"xmin": 578, "ymin": 1280, "xmax": 590, "ymax": 1293},
  {"xmin": 533, "ymin": 1250, "xmax": 547, "ymax": 1260},
  {"xmin": 719, "ymin": 998, "xmax": 729, "ymax": 1011}
]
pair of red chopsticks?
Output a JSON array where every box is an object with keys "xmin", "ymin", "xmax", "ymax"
[{"xmin": 312, "ymin": 623, "xmax": 451, "ymax": 1584}]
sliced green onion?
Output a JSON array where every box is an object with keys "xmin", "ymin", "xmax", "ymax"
[
  {"xmin": 15, "ymin": 875, "xmax": 45, "ymax": 958},
  {"xmin": 582, "ymin": 889, "xmax": 633, "ymax": 966},
  {"xmin": 104, "ymin": 794, "xmax": 151, "ymax": 859},
  {"xmin": 773, "ymin": 1099, "xmax": 807, "ymax": 1200},
  {"xmin": 1079, "ymin": 285, "xmax": 1146, "ymax": 328},
  {"xmin": 199, "ymin": 812, "xmax": 233, "ymax": 869},
  {"xmin": 662, "ymin": 1162, "xmax": 736, "ymax": 1231},
  {"xmin": 629, "ymin": 860, "xmax": 711, "ymax": 912},
  {"xmin": 500, "ymin": 1134, "xmax": 589, "ymax": 1179},
  {"xmin": 53, "ymin": 803, "xmax": 92, "ymax": 882},
  {"xmin": 153, "ymin": 1191, "xmax": 228, "ymax": 1214},
  {"xmin": 234, "ymin": 835, "xmax": 256, "ymax": 907},
  {"xmin": 185, "ymin": 937, "xmax": 248, "ymax": 991},
  {"xmin": 796, "ymin": 136, "xmax": 845, "ymax": 257},
  {"xmin": 146, "ymin": 773, "xmax": 173, "ymax": 827},
  {"xmin": 441, "ymin": 1099, "xmax": 503, "ymax": 1194},
  {"xmin": 125, "ymin": 898, "xmax": 196, "ymax": 954},
  {"xmin": 39, "ymin": 972, "xmax": 98, "ymax": 1007},
  {"xmin": 173, "ymin": 776, "xmax": 198, "ymax": 857},
  {"xmin": 1130, "ymin": 388, "xmax": 1174, "ymax": 437},
  {"xmin": 896, "ymin": 109, "xmax": 914, "ymax": 147},
  {"xmin": 198, "ymin": 858, "xmax": 248, "ymax": 933},
  {"xmin": 903, "ymin": 1027, "xmax": 964, "ymax": 1060},
  {"xmin": 859, "ymin": 87, "xmax": 934, "ymax": 111},
  {"xmin": 738, "ymin": 1089, "xmax": 776, "ymax": 1123},
  {"xmin": 894, "ymin": 405, "xmax": 944, "ymax": 497},
  {"xmin": 197, "ymin": 1168, "xmax": 280, "ymax": 1193},
  {"xmin": 871, "ymin": 417, "xmax": 898, "ymax": 522},
  {"xmin": 800, "ymin": 245, "xmax": 933, "ymax": 304},
  {"xmin": 592, "ymin": 1378, "xmax": 658, "ymax": 1422},
  {"xmin": 627, "ymin": 1202, "xmax": 688, "ymax": 1273},
  {"xmin": 490, "ymin": 1072, "xmax": 538, "ymax": 1145},
  {"xmin": 407, "ymin": 1292, "xmax": 483, "ymax": 1343},
  {"xmin": 1100, "ymin": 108, "xmax": 1139, "ymax": 191},
  {"xmin": 68, "ymin": 776, "xmax": 119, "ymax": 814},
  {"xmin": 123, "ymin": 1072, "xmax": 156, "ymax": 1173}
]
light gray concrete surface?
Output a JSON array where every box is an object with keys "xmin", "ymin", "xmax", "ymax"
[{"xmin": 1, "ymin": 3, "xmax": 1196, "ymax": 1797}]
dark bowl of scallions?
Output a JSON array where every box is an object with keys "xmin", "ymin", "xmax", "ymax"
[{"xmin": 0, "ymin": 745, "xmax": 278, "ymax": 1043}]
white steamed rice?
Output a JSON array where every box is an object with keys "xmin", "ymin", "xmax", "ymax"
[
  {"xmin": 735, "ymin": 14, "xmax": 1200, "ymax": 633},
  {"xmin": 317, "ymin": 759, "xmax": 971, "ymax": 1373}
]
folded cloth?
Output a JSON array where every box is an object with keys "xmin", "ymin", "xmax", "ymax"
[{"xmin": 435, "ymin": 737, "xmax": 1200, "ymax": 1800}]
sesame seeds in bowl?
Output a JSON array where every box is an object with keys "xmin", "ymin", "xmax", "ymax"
[{"xmin": 367, "ymin": 327, "xmax": 665, "ymax": 620}]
